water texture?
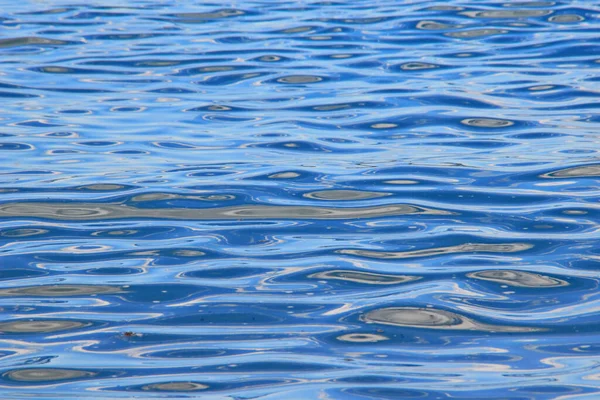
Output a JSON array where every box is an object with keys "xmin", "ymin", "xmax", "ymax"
[{"xmin": 1, "ymin": 0, "xmax": 600, "ymax": 399}]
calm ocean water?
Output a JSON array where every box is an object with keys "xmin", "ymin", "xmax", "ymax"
[{"xmin": 1, "ymin": 0, "xmax": 600, "ymax": 399}]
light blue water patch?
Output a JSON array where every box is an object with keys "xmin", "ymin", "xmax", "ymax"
[{"xmin": 1, "ymin": 0, "xmax": 600, "ymax": 399}]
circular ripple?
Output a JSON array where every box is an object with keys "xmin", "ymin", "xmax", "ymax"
[
  {"xmin": 77, "ymin": 184, "xmax": 126, "ymax": 191},
  {"xmin": 363, "ymin": 307, "xmax": 463, "ymax": 328},
  {"xmin": 97, "ymin": 230, "xmax": 138, "ymax": 236},
  {"xmin": 142, "ymin": 382, "xmax": 208, "ymax": 391},
  {"xmin": 1, "ymin": 228, "xmax": 48, "ymax": 237},
  {"xmin": 362, "ymin": 307, "xmax": 539, "ymax": 332},
  {"xmin": 56, "ymin": 208, "xmax": 107, "ymax": 217},
  {"xmin": 132, "ymin": 193, "xmax": 177, "ymax": 201},
  {"xmin": 276, "ymin": 75, "xmax": 323, "ymax": 84},
  {"xmin": 0, "ymin": 320, "xmax": 88, "ymax": 333},
  {"xmin": 6, "ymin": 369, "xmax": 95, "ymax": 382},
  {"xmin": 468, "ymin": 270, "xmax": 567, "ymax": 288},
  {"xmin": 0, "ymin": 285, "xmax": 121, "ymax": 296},
  {"xmin": 337, "ymin": 333, "xmax": 389, "ymax": 343},
  {"xmin": 110, "ymin": 106, "xmax": 145, "ymax": 112},
  {"xmin": 542, "ymin": 165, "xmax": 600, "ymax": 178},
  {"xmin": 399, "ymin": 62, "xmax": 439, "ymax": 70},
  {"xmin": 269, "ymin": 172, "xmax": 300, "ymax": 179},
  {"xmin": 416, "ymin": 21, "xmax": 461, "ymax": 30},
  {"xmin": 310, "ymin": 270, "xmax": 418, "ymax": 284},
  {"xmin": 304, "ymin": 190, "xmax": 389, "ymax": 200},
  {"xmin": 0, "ymin": 143, "xmax": 34, "ymax": 151},
  {"xmin": 207, "ymin": 105, "xmax": 231, "ymax": 111},
  {"xmin": 461, "ymin": 118, "xmax": 514, "ymax": 128},
  {"xmin": 549, "ymin": 14, "xmax": 584, "ymax": 23},
  {"xmin": 446, "ymin": 29, "xmax": 507, "ymax": 38},
  {"xmin": 257, "ymin": 55, "xmax": 281, "ymax": 62}
]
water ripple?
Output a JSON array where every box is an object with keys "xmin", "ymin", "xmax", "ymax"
[{"xmin": 1, "ymin": 0, "xmax": 600, "ymax": 398}]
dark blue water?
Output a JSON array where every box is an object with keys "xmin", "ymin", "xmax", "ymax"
[{"xmin": 1, "ymin": 1, "xmax": 600, "ymax": 399}]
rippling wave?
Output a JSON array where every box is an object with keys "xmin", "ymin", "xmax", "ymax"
[{"xmin": 2, "ymin": 0, "xmax": 600, "ymax": 399}]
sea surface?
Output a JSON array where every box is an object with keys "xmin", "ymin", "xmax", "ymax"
[{"xmin": 1, "ymin": 0, "xmax": 600, "ymax": 399}]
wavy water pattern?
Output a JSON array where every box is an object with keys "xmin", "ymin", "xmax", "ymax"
[{"xmin": 1, "ymin": 0, "xmax": 600, "ymax": 399}]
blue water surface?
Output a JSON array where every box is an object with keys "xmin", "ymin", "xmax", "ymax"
[{"xmin": 1, "ymin": 0, "xmax": 600, "ymax": 399}]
